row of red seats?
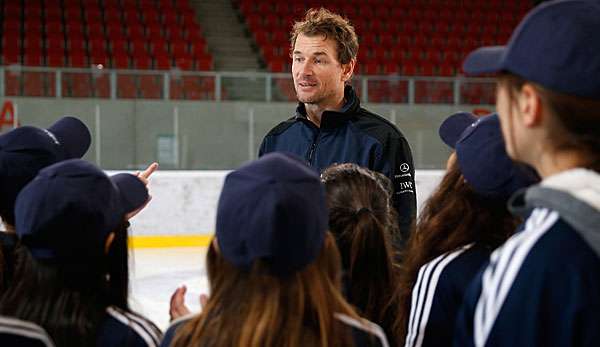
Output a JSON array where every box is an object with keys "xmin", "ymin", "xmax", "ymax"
[
  {"xmin": 1, "ymin": 0, "xmax": 213, "ymax": 71},
  {"xmin": 4, "ymin": 10, "xmax": 195, "ymax": 32},
  {"xmin": 256, "ymin": 30, "xmax": 510, "ymax": 51},
  {"xmin": 239, "ymin": 0, "xmax": 526, "ymax": 10},
  {"xmin": 2, "ymin": 35, "xmax": 207, "ymax": 56},
  {"xmin": 366, "ymin": 81, "xmax": 495, "ymax": 105},
  {"xmin": 272, "ymin": 78, "xmax": 494, "ymax": 105},
  {"xmin": 243, "ymin": 0, "xmax": 532, "ymax": 77},
  {"xmin": 3, "ymin": 0, "xmax": 193, "ymax": 12},
  {"xmin": 267, "ymin": 57, "xmax": 459, "ymax": 77},
  {"xmin": 4, "ymin": 72, "xmax": 217, "ymax": 100},
  {"xmin": 1, "ymin": 51, "xmax": 213, "ymax": 70},
  {"xmin": 239, "ymin": 1, "xmax": 530, "ymax": 19},
  {"xmin": 2, "ymin": 27, "xmax": 204, "ymax": 48},
  {"xmin": 247, "ymin": 16, "xmax": 520, "ymax": 35},
  {"xmin": 265, "ymin": 44, "xmax": 477, "ymax": 65}
]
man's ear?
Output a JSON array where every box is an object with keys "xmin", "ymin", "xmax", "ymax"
[
  {"xmin": 519, "ymin": 83, "xmax": 544, "ymax": 128},
  {"xmin": 341, "ymin": 59, "xmax": 356, "ymax": 82}
]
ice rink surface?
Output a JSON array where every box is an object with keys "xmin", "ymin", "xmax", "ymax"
[{"xmin": 131, "ymin": 247, "xmax": 209, "ymax": 331}]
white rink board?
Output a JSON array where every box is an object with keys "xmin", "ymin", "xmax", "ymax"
[{"xmin": 108, "ymin": 170, "xmax": 445, "ymax": 236}]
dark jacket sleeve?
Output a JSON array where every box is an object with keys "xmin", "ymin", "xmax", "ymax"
[
  {"xmin": 160, "ymin": 319, "xmax": 189, "ymax": 347},
  {"xmin": 376, "ymin": 133, "xmax": 416, "ymax": 250}
]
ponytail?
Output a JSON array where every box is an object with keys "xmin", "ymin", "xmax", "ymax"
[
  {"xmin": 346, "ymin": 209, "xmax": 395, "ymax": 322},
  {"xmin": 322, "ymin": 163, "xmax": 400, "ymax": 344}
]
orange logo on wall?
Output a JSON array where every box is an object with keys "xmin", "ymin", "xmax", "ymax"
[{"xmin": 0, "ymin": 101, "xmax": 18, "ymax": 132}]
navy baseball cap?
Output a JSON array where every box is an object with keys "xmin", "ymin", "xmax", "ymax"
[
  {"xmin": 463, "ymin": 0, "xmax": 600, "ymax": 99},
  {"xmin": 216, "ymin": 152, "xmax": 328, "ymax": 277},
  {"xmin": 0, "ymin": 117, "xmax": 91, "ymax": 224},
  {"xmin": 439, "ymin": 112, "xmax": 539, "ymax": 198},
  {"xmin": 15, "ymin": 159, "xmax": 148, "ymax": 260}
]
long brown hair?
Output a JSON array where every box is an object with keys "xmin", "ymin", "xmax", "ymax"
[
  {"xmin": 394, "ymin": 158, "xmax": 519, "ymax": 345},
  {"xmin": 169, "ymin": 233, "xmax": 364, "ymax": 347},
  {"xmin": 499, "ymin": 74, "xmax": 600, "ymax": 172},
  {"xmin": 0, "ymin": 221, "xmax": 134, "ymax": 347},
  {"xmin": 321, "ymin": 163, "xmax": 400, "ymax": 344}
]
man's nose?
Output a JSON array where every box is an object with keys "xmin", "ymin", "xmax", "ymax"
[{"xmin": 300, "ymin": 61, "xmax": 313, "ymax": 76}]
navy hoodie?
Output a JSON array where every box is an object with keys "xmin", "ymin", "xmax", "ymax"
[{"xmin": 454, "ymin": 169, "xmax": 600, "ymax": 347}]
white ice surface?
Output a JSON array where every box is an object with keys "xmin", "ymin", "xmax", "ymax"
[{"xmin": 130, "ymin": 247, "xmax": 209, "ymax": 331}]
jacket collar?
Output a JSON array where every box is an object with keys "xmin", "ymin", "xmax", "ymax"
[{"xmin": 294, "ymin": 85, "xmax": 361, "ymax": 129}]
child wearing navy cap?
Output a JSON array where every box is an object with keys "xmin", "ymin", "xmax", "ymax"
[
  {"xmin": 0, "ymin": 159, "xmax": 162, "ymax": 347},
  {"xmin": 395, "ymin": 112, "xmax": 538, "ymax": 347},
  {"xmin": 456, "ymin": 1, "xmax": 600, "ymax": 346},
  {"xmin": 0, "ymin": 117, "xmax": 91, "ymax": 294},
  {"xmin": 161, "ymin": 152, "xmax": 389, "ymax": 347}
]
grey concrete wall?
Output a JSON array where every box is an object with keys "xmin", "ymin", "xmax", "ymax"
[{"xmin": 1, "ymin": 97, "xmax": 494, "ymax": 170}]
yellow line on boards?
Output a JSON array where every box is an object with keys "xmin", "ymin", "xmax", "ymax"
[{"xmin": 129, "ymin": 235, "xmax": 213, "ymax": 248}]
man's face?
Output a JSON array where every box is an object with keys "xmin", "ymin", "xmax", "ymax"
[{"xmin": 292, "ymin": 34, "xmax": 351, "ymax": 106}]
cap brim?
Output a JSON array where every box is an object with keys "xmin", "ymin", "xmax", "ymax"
[
  {"xmin": 462, "ymin": 46, "xmax": 507, "ymax": 75},
  {"xmin": 439, "ymin": 112, "xmax": 477, "ymax": 148},
  {"xmin": 47, "ymin": 117, "xmax": 91, "ymax": 159},
  {"xmin": 111, "ymin": 174, "xmax": 149, "ymax": 214}
]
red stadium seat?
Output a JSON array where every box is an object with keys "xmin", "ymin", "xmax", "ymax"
[
  {"xmin": 69, "ymin": 74, "xmax": 92, "ymax": 97},
  {"xmin": 93, "ymin": 73, "xmax": 110, "ymax": 98},
  {"xmin": 154, "ymin": 54, "xmax": 171, "ymax": 70},
  {"xmin": 268, "ymin": 59, "xmax": 286, "ymax": 73},
  {"xmin": 90, "ymin": 53, "xmax": 109, "ymax": 67},
  {"xmin": 139, "ymin": 75, "xmax": 162, "ymax": 98},
  {"xmin": 4, "ymin": 72, "xmax": 21, "ymax": 96},
  {"xmin": 170, "ymin": 78, "xmax": 184, "ymax": 99},
  {"xmin": 23, "ymin": 72, "xmax": 44, "ymax": 96},
  {"xmin": 174, "ymin": 56, "xmax": 193, "ymax": 70},
  {"xmin": 133, "ymin": 54, "xmax": 152, "ymax": 69},
  {"xmin": 47, "ymin": 53, "xmax": 66, "ymax": 67},
  {"xmin": 195, "ymin": 56, "xmax": 213, "ymax": 71},
  {"xmin": 170, "ymin": 41, "xmax": 189, "ymax": 56},
  {"xmin": 24, "ymin": 54, "xmax": 44, "ymax": 66},
  {"xmin": 117, "ymin": 75, "xmax": 138, "ymax": 98},
  {"xmin": 130, "ymin": 40, "xmax": 149, "ymax": 55},
  {"xmin": 113, "ymin": 54, "xmax": 130, "ymax": 69},
  {"xmin": 68, "ymin": 53, "xmax": 87, "ymax": 67},
  {"xmin": 67, "ymin": 39, "xmax": 86, "ymax": 51}
]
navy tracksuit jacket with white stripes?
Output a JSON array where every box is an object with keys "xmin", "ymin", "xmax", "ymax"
[
  {"xmin": 454, "ymin": 169, "xmax": 600, "ymax": 347},
  {"xmin": 403, "ymin": 244, "xmax": 493, "ymax": 347}
]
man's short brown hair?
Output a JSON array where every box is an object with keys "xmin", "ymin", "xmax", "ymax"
[{"xmin": 290, "ymin": 8, "xmax": 359, "ymax": 65}]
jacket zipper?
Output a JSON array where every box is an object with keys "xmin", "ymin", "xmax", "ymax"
[{"xmin": 307, "ymin": 132, "xmax": 320, "ymax": 165}]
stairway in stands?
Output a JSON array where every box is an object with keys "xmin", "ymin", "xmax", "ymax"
[{"xmin": 191, "ymin": 0, "xmax": 265, "ymax": 100}]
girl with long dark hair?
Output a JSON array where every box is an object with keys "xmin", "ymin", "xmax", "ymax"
[
  {"xmin": 0, "ymin": 159, "xmax": 161, "ymax": 347},
  {"xmin": 395, "ymin": 112, "xmax": 537, "ymax": 347},
  {"xmin": 455, "ymin": 1, "xmax": 600, "ymax": 346},
  {"xmin": 0, "ymin": 117, "xmax": 91, "ymax": 294},
  {"xmin": 321, "ymin": 163, "xmax": 401, "ymax": 345}
]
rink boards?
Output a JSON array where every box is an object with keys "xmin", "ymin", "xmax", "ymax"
[{"xmin": 113, "ymin": 170, "xmax": 445, "ymax": 248}]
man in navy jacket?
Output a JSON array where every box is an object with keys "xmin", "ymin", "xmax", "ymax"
[{"xmin": 259, "ymin": 8, "xmax": 416, "ymax": 243}]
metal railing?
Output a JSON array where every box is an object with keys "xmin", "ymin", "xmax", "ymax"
[{"xmin": 0, "ymin": 65, "xmax": 496, "ymax": 105}]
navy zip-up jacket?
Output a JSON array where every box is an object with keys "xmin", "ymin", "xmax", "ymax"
[{"xmin": 259, "ymin": 85, "xmax": 416, "ymax": 245}]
